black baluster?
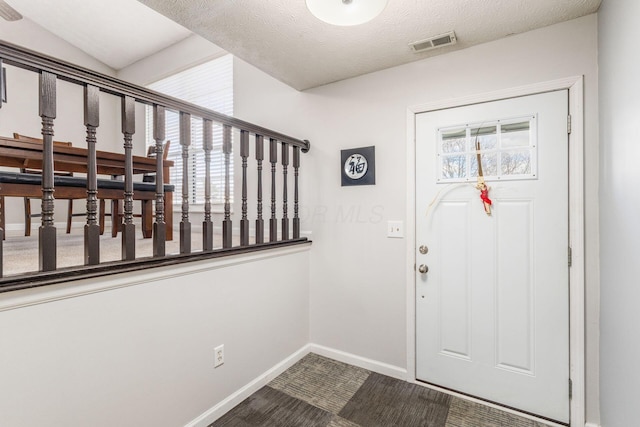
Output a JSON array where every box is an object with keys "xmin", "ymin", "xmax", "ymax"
[
  {"xmin": 202, "ymin": 119, "xmax": 214, "ymax": 251},
  {"xmin": 281, "ymin": 143, "xmax": 289, "ymax": 240},
  {"xmin": 270, "ymin": 138, "xmax": 278, "ymax": 242},
  {"xmin": 0, "ymin": 58, "xmax": 3, "ymax": 112},
  {"xmin": 0, "ymin": 195, "xmax": 3, "ymax": 277},
  {"xmin": 222, "ymin": 124, "xmax": 232, "ymax": 248},
  {"xmin": 255, "ymin": 135, "xmax": 264, "ymax": 244},
  {"xmin": 84, "ymin": 84, "xmax": 100, "ymax": 264},
  {"xmin": 180, "ymin": 112, "xmax": 191, "ymax": 254},
  {"xmin": 0, "ymin": 60, "xmax": 3, "ymax": 273},
  {"xmin": 293, "ymin": 146, "xmax": 300, "ymax": 239},
  {"xmin": 153, "ymin": 105, "xmax": 166, "ymax": 257},
  {"xmin": 240, "ymin": 130, "xmax": 249, "ymax": 246},
  {"xmin": 121, "ymin": 96, "xmax": 136, "ymax": 261},
  {"xmin": 39, "ymin": 71, "xmax": 57, "ymax": 271}
]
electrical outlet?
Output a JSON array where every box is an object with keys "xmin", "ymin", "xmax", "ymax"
[{"xmin": 214, "ymin": 344, "xmax": 224, "ymax": 368}]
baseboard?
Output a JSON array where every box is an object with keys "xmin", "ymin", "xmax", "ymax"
[
  {"xmin": 185, "ymin": 341, "xmax": 592, "ymax": 427},
  {"xmin": 307, "ymin": 343, "xmax": 408, "ymax": 381},
  {"xmin": 186, "ymin": 343, "xmax": 407, "ymax": 426},
  {"xmin": 184, "ymin": 344, "xmax": 313, "ymax": 427}
]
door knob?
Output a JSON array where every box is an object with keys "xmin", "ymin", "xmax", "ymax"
[{"xmin": 418, "ymin": 264, "xmax": 429, "ymax": 274}]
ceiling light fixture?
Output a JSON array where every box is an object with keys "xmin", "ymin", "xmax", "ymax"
[{"xmin": 306, "ymin": 0, "xmax": 388, "ymax": 26}]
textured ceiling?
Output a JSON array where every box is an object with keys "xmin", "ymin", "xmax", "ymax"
[
  {"xmin": 4, "ymin": 0, "xmax": 601, "ymax": 90},
  {"xmin": 137, "ymin": 0, "xmax": 601, "ymax": 90},
  {"xmin": 5, "ymin": 0, "xmax": 191, "ymax": 69}
]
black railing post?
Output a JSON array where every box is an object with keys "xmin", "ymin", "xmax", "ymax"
[
  {"xmin": 180, "ymin": 112, "xmax": 191, "ymax": 254},
  {"xmin": 84, "ymin": 84, "xmax": 100, "ymax": 265},
  {"xmin": 0, "ymin": 42, "xmax": 313, "ymax": 283},
  {"xmin": 121, "ymin": 96, "xmax": 136, "ymax": 261},
  {"xmin": 281, "ymin": 143, "xmax": 289, "ymax": 240},
  {"xmin": 202, "ymin": 119, "xmax": 214, "ymax": 251},
  {"xmin": 255, "ymin": 135, "xmax": 264, "ymax": 244},
  {"xmin": 240, "ymin": 130, "xmax": 249, "ymax": 246},
  {"xmin": 39, "ymin": 71, "xmax": 57, "ymax": 272},
  {"xmin": 0, "ymin": 195, "xmax": 3, "ymax": 277},
  {"xmin": 293, "ymin": 146, "xmax": 300, "ymax": 239},
  {"xmin": 222, "ymin": 124, "xmax": 232, "ymax": 248},
  {"xmin": 269, "ymin": 138, "xmax": 278, "ymax": 242},
  {"xmin": 153, "ymin": 105, "xmax": 166, "ymax": 257},
  {"xmin": 0, "ymin": 59, "xmax": 3, "ymax": 273},
  {"xmin": 0, "ymin": 61, "xmax": 2, "ymax": 279}
]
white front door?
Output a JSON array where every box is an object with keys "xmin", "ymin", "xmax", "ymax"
[{"xmin": 415, "ymin": 91, "xmax": 570, "ymax": 423}]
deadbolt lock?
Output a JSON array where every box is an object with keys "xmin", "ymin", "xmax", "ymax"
[{"xmin": 419, "ymin": 245, "xmax": 428, "ymax": 255}]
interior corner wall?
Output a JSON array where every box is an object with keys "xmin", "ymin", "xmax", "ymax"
[
  {"xmin": 598, "ymin": 1, "xmax": 640, "ymax": 426},
  {"xmin": 116, "ymin": 34, "xmax": 226, "ymax": 86},
  {"xmin": 292, "ymin": 14, "xmax": 600, "ymax": 425}
]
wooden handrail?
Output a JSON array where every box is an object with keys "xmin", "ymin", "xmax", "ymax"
[
  {"xmin": 0, "ymin": 40, "xmax": 310, "ymax": 152},
  {"xmin": 0, "ymin": 39, "xmax": 311, "ymax": 285}
]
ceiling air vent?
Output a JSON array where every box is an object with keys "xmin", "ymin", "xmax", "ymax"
[{"xmin": 409, "ymin": 31, "xmax": 457, "ymax": 53}]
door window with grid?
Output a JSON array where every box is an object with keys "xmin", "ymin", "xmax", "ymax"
[{"xmin": 437, "ymin": 115, "xmax": 537, "ymax": 183}]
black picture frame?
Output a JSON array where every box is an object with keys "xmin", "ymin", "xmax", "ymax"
[{"xmin": 341, "ymin": 146, "xmax": 375, "ymax": 186}]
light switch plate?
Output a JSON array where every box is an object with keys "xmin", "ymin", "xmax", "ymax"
[{"xmin": 387, "ymin": 221, "xmax": 404, "ymax": 238}]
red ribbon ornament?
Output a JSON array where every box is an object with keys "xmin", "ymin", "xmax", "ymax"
[
  {"xmin": 475, "ymin": 139, "xmax": 492, "ymax": 215},
  {"xmin": 480, "ymin": 186, "xmax": 492, "ymax": 206}
]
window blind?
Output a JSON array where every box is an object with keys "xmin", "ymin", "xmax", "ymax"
[{"xmin": 145, "ymin": 55, "xmax": 233, "ymax": 205}]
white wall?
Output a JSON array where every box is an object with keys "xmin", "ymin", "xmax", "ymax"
[
  {"xmin": 598, "ymin": 1, "xmax": 640, "ymax": 426},
  {"xmin": 228, "ymin": 15, "xmax": 600, "ymax": 424},
  {"xmin": 292, "ymin": 14, "xmax": 600, "ymax": 424},
  {"xmin": 0, "ymin": 18, "xmax": 114, "ymax": 76},
  {"xmin": 0, "ymin": 247, "xmax": 310, "ymax": 427}
]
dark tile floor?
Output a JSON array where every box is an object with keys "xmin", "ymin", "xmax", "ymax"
[{"xmin": 211, "ymin": 353, "xmax": 554, "ymax": 427}]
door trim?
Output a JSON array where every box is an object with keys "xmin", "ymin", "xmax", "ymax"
[{"xmin": 405, "ymin": 76, "xmax": 585, "ymax": 427}]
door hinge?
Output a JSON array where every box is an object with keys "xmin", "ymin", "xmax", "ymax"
[
  {"xmin": 569, "ymin": 378, "xmax": 573, "ymax": 399},
  {"xmin": 567, "ymin": 114, "xmax": 572, "ymax": 134},
  {"xmin": 568, "ymin": 246, "xmax": 572, "ymax": 267}
]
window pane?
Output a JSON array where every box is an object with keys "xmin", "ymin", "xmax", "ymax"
[
  {"xmin": 501, "ymin": 150, "xmax": 532, "ymax": 175},
  {"xmin": 501, "ymin": 121, "xmax": 530, "ymax": 148},
  {"xmin": 441, "ymin": 129, "xmax": 466, "ymax": 153},
  {"xmin": 470, "ymin": 153, "xmax": 498, "ymax": 178},
  {"xmin": 441, "ymin": 154, "xmax": 466, "ymax": 179},
  {"xmin": 470, "ymin": 126, "xmax": 497, "ymax": 150}
]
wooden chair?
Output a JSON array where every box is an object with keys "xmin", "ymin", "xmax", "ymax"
[
  {"xmin": 103, "ymin": 140, "xmax": 170, "ymax": 238},
  {"xmin": 13, "ymin": 133, "xmax": 85, "ymax": 236},
  {"xmin": 143, "ymin": 140, "xmax": 171, "ymax": 182}
]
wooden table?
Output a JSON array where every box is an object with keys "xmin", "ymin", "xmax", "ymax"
[{"xmin": 0, "ymin": 136, "xmax": 174, "ymax": 240}]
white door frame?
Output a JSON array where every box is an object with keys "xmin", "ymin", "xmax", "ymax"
[{"xmin": 405, "ymin": 76, "xmax": 585, "ymax": 427}]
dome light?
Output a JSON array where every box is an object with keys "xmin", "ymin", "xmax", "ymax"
[{"xmin": 306, "ymin": 0, "xmax": 388, "ymax": 26}]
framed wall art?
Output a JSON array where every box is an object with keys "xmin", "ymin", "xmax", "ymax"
[{"xmin": 341, "ymin": 146, "xmax": 375, "ymax": 186}]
